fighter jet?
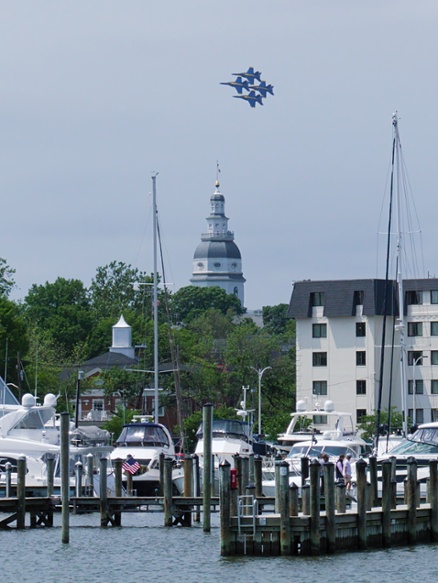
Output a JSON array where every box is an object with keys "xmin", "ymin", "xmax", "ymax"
[
  {"xmin": 249, "ymin": 80, "xmax": 274, "ymax": 98},
  {"xmin": 220, "ymin": 76, "xmax": 249, "ymax": 94},
  {"xmin": 233, "ymin": 90, "xmax": 263, "ymax": 108},
  {"xmin": 232, "ymin": 67, "xmax": 262, "ymax": 83}
]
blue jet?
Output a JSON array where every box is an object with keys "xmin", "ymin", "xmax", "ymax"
[
  {"xmin": 249, "ymin": 80, "xmax": 274, "ymax": 97},
  {"xmin": 220, "ymin": 76, "xmax": 249, "ymax": 94},
  {"xmin": 232, "ymin": 67, "xmax": 262, "ymax": 83},
  {"xmin": 233, "ymin": 90, "xmax": 263, "ymax": 108}
]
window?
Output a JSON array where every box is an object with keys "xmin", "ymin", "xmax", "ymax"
[
  {"xmin": 432, "ymin": 351, "xmax": 438, "ymax": 366},
  {"xmin": 431, "ymin": 322, "xmax": 438, "ymax": 336},
  {"xmin": 356, "ymin": 380, "xmax": 366, "ymax": 395},
  {"xmin": 408, "ymin": 322, "xmax": 423, "ymax": 337},
  {"xmin": 409, "ymin": 409, "xmax": 424, "ymax": 424},
  {"xmin": 93, "ymin": 399, "xmax": 104, "ymax": 411},
  {"xmin": 356, "ymin": 323, "xmax": 366, "ymax": 337},
  {"xmin": 311, "ymin": 292, "xmax": 325, "ymax": 307},
  {"xmin": 432, "ymin": 410, "xmax": 438, "ymax": 422},
  {"xmin": 312, "ymin": 415, "xmax": 327, "ymax": 425},
  {"xmin": 356, "ymin": 351, "xmax": 366, "ymax": 366},
  {"xmin": 353, "ymin": 290, "xmax": 364, "ymax": 306},
  {"xmin": 312, "ymin": 381, "xmax": 327, "ymax": 395},
  {"xmin": 408, "ymin": 380, "xmax": 424, "ymax": 394},
  {"xmin": 356, "ymin": 409, "xmax": 367, "ymax": 423},
  {"xmin": 313, "ymin": 352, "xmax": 327, "ymax": 366},
  {"xmin": 312, "ymin": 323, "xmax": 327, "ymax": 338},
  {"xmin": 408, "ymin": 351, "xmax": 423, "ymax": 366},
  {"xmin": 432, "ymin": 291, "xmax": 438, "ymax": 304},
  {"xmin": 432, "ymin": 380, "xmax": 438, "ymax": 395},
  {"xmin": 406, "ymin": 290, "xmax": 423, "ymax": 305}
]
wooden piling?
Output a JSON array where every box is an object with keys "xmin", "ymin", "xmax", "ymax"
[
  {"xmin": 60, "ymin": 412, "xmax": 70, "ymax": 544},
  {"xmin": 193, "ymin": 454, "xmax": 201, "ymax": 522},
  {"xmin": 289, "ymin": 483, "xmax": 299, "ymax": 517},
  {"xmin": 309, "ymin": 459, "xmax": 321, "ymax": 555},
  {"xmin": 429, "ymin": 459, "xmax": 438, "ymax": 541},
  {"xmin": 301, "ymin": 456, "xmax": 309, "ymax": 488},
  {"xmin": 99, "ymin": 457, "xmax": 108, "ymax": 527},
  {"xmin": 254, "ymin": 455, "xmax": 263, "ymax": 498},
  {"xmin": 324, "ymin": 462, "xmax": 335, "ymax": 553},
  {"xmin": 368, "ymin": 456, "xmax": 378, "ymax": 507},
  {"xmin": 184, "ymin": 454, "xmax": 193, "ymax": 497},
  {"xmin": 219, "ymin": 460, "xmax": 231, "ymax": 556},
  {"xmin": 203, "ymin": 403, "xmax": 213, "ymax": 532},
  {"xmin": 113, "ymin": 458, "xmax": 123, "ymax": 527},
  {"xmin": 46, "ymin": 454, "xmax": 55, "ymax": 498},
  {"xmin": 356, "ymin": 458, "xmax": 368, "ymax": 550},
  {"xmin": 249, "ymin": 453, "xmax": 255, "ymax": 484},
  {"xmin": 5, "ymin": 461, "xmax": 11, "ymax": 498},
  {"xmin": 75, "ymin": 461, "xmax": 83, "ymax": 498},
  {"xmin": 241, "ymin": 456, "xmax": 249, "ymax": 493},
  {"xmin": 163, "ymin": 457, "xmax": 174, "ymax": 527},
  {"xmin": 86, "ymin": 452, "xmax": 94, "ymax": 496},
  {"xmin": 234, "ymin": 455, "xmax": 243, "ymax": 496},
  {"xmin": 278, "ymin": 460, "xmax": 290, "ymax": 555},
  {"xmin": 382, "ymin": 459, "xmax": 392, "ymax": 547},
  {"xmin": 302, "ymin": 484, "xmax": 310, "ymax": 515},
  {"xmin": 16, "ymin": 455, "xmax": 26, "ymax": 529},
  {"xmin": 335, "ymin": 483, "xmax": 346, "ymax": 513},
  {"xmin": 406, "ymin": 456, "xmax": 417, "ymax": 544},
  {"xmin": 159, "ymin": 452, "xmax": 165, "ymax": 496}
]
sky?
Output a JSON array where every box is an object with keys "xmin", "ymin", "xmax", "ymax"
[{"xmin": 2, "ymin": 1, "xmax": 438, "ymax": 311}]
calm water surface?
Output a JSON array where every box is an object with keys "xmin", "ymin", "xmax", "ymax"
[{"xmin": 2, "ymin": 511, "xmax": 438, "ymax": 583}]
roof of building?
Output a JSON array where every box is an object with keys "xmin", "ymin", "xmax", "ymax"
[
  {"xmin": 193, "ymin": 240, "xmax": 241, "ymax": 260},
  {"xmin": 288, "ymin": 279, "xmax": 400, "ymax": 318}
]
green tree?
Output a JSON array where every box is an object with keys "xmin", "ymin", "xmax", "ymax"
[
  {"xmin": 357, "ymin": 408, "xmax": 403, "ymax": 441},
  {"xmin": 0, "ymin": 258, "xmax": 15, "ymax": 298},
  {"xmin": 0, "ymin": 296, "xmax": 29, "ymax": 386},
  {"xmin": 23, "ymin": 278, "xmax": 92, "ymax": 357},
  {"xmin": 171, "ymin": 286, "xmax": 244, "ymax": 324},
  {"xmin": 262, "ymin": 303, "xmax": 289, "ymax": 335}
]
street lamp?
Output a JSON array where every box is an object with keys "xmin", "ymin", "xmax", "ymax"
[
  {"xmin": 412, "ymin": 355, "xmax": 427, "ymax": 428},
  {"xmin": 250, "ymin": 366, "xmax": 272, "ymax": 436}
]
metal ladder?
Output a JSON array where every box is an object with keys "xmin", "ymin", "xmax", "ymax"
[{"xmin": 237, "ymin": 495, "xmax": 258, "ymax": 536}]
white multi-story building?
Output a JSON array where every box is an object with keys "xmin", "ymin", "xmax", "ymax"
[{"xmin": 288, "ymin": 278, "xmax": 438, "ymax": 428}]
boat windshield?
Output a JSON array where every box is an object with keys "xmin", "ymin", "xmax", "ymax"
[
  {"xmin": 387, "ymin": 428, "xmax": 438, "ymax": 455},
  {"xmin": 287, "ymin": 443, "xmax": 362, "ymax": 459},
  {"xmin": 196, "ymin": 419, "xmax": 250, "ymax": 441},
  {"xmin": 116, "ymin": 424, "xmax": 170, "ymax": 447}
]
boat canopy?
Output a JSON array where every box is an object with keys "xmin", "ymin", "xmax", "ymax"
[
  {"xmin": 196, "ymin": 419, "xmax": 251, "ymax": 441},
  {"xmin": 0, "ymin": 405, "xmax": 56, "ymax": 437},
  {"xmin": 115, "ymin": 423, "xmax": 171, "ymax": 448}
]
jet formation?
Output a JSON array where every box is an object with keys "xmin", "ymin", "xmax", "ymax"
[{"xmin": 221, "ymin": 67, "xmax": 274, "ymax": 107}]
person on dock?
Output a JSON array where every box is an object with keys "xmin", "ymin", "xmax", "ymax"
[
  {"xmin": 336, "ymin": 454, "xmax": 345, "ymax": 483},
  {"xmin": 343, "ymin": 453, "xmax": 352, "ymax": 491}
]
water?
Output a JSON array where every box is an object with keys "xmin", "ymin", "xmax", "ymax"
[{"xmin": 2, "ymin": 511, "xmax": 438, "ymax": 583}]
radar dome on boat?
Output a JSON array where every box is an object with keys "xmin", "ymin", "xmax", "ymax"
[
  {"xmin": 22, "ymin": 394, "xmax": 36, "ymax": 408},
  {"xmin": 43, "ymin": 393, "xmax": 57, "ymax": 407},
  {"xmin": 296, "ymin": 400, "xmax": 307, "ymax": 412},
  {"xmin": 324, "ymin": 400, "xmax": 335, "ymax": 413}
]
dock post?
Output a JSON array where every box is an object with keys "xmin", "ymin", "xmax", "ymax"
[
  {"xmin": 219, "ymin": 460, "xmax": 232, "ymax": 556},
  {"xmin": 75, "ymin": 461, "xmax": 83, "ymax": 498},
  {"xmin": 17, "ymin": 455, "xmax": 26, "ymax": 529},
  {"xmin": 99, "ymin": 457, "xmax": 109, "ymax": 527},
  {"xmin": 324, "ymin": 462, "xmax": 335, "ymax": 553},
  {"xmin": 241, "ymin": 456, "xmax": 249, "ymax": 493},
  {"xmin": 193, "ymin": 454, "xmax": 201, "ymax": 522},
  {"xmin": 309, "ymin": 458, "xmax": 321, "ymax": 555},
  {"xmin": 382, "ymin": 459, "xmax": 392, "ymax": 547},
  {"xmin": 301, "ymin": 456, "xmax": 309, "ymax": 489},
  {"xmin": 234, "ymin": 454, "xmax": 243, "ymax": 496},
  {"xmin": 113, "ymin": 458, "xmax": 123, "ymax": 527},
  {"xmin": 356, "ymin": 458, "xmax": 368, "ymax": 550},
  {"xmin": 184, "ymin": 454, "xmax": 193, "ymax": 497},
  {"xmin": 60, "ymin": 412, "xmax": 70, "ymax": 544},
  {"xmin": 86, "ymin": 452, "xmax": 94, "ymax": 496},
  {"xmin": 302, "ymin": 484, "xmax": 310, "ymax": 514},
  {"xmin": 429, "ymin": 459, "xmax": 438, "ymax": 541},
  {"xmin": 249, "ymin": 453, "xmax": 255, "ymax": 484},
  {"xmin": 254, "ymin": 455, "xmax": 263, "ymax": 499},
  {"xmin": 203, "ymin": 403, "xmax": 213, "ymax": 533},
  {"xmin": 278, "ymin": 460, "xmax": 290, "ymax": 555},
  {"xmin": 389, "ymin": 456, "xmax": 397, "ymax": 481},
  {"xmin": 369, "ymin": 456, "xmax": 378, "ymax": 507},
  {"xmin": 5, "ymin": 461, "xmax": 11, "ymax": 498},
  {"xmin": 406, "ymin": 456, "xmax": 417, "ymax": 545},
  {"xmin": 163, "ymin": 456, "xmax": 174, "ymax": 527},
  {"xmin": 274, "ymin": 459, "xmax": 284, "ymax": 513},
  {"xmin": 335, "ymin": 483, "xmax": 346, "ymax": 513},
  {"xmin": 289, "ymin": 482, "xmax": 299, "ymax": 516},
  {"xmin": 46, "ymin": 454, "xmax": 55, "ymax": 498},
  {"xmin": 159, "ymin": 452, "xmax": 165, "ymax": 496}
]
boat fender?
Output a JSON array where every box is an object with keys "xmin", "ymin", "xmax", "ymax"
[{"xmin": 230, "ymin": 468, "xmax": 237, "ymax": 490}]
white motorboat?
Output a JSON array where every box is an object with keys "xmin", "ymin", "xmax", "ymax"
[
  {"xmin": 110, "ymin": 417, "xmax": 183, "ymax": 496},
  {"xmin": 277, "ymin": 399, "xmax": 359, "ymax": 452}
]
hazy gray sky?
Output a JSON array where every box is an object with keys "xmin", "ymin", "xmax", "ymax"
[{"xmin": 2, "ymin": 1, "xmax": 438, "ymax": 310}]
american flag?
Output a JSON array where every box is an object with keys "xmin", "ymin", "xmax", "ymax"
[{"xmin": 122, "ymin": 456, "xmax": 141, "ymax": 475}]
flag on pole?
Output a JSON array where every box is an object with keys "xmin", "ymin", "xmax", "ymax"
[{"xmin": 122, "ymin": 456, "xmax": 141, "ymax": 475}]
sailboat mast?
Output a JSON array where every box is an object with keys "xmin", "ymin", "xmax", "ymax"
[
  {"xmin": 392, "ymin": 113, "xmax": 408, "ymax": 435},
  {"xmin": 152, "ymin": 173, "xmax": 159, "ymax": 423}
]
